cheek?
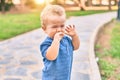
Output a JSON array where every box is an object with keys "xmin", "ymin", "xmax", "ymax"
[
  {"xmin": 62, "ymin": 28, "xmax": 65, "ymax": 32},
  {"xmin": 46, "ymin": 29, "xmax": 56, "ymax": 35}
]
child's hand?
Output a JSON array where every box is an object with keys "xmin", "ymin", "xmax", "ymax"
[
  {"xmin": 64, "ymin": 25, "xmax": 77, "ymax": 37},
  {"xmin": 54, "ymin": 32, "xmax": 64, "ymax": 41}
]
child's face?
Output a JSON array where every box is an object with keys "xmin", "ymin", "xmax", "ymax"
[{"xmin": 43, "ymin": 15, "xmax": 66, "ymax": 38}]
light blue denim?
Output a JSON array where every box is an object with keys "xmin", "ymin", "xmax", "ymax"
[{"xmin": 40, "ymin": 36, "xmax": 74, "ymax": 80}]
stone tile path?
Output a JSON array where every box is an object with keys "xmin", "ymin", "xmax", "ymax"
[{"xmin": 0, "ymin": 12, "xmax": 116, "ymax": 80}]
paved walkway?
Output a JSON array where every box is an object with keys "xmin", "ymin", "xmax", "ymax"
[{"xmin": 0, "ymin": 12, "xmax": 116, "ymax": 80}]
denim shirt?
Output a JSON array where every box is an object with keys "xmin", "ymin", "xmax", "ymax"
[{"xmin": 40, "ymin": 36, "xmax": 74, "ymax": 80}]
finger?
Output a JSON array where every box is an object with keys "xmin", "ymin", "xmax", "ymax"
[
  {"xmin": 73, "ymin": 25, "xmax": 75, "ymax": 28},
  {"xmin": 64, "ymin": 31, "xmax": 69, "ymax": 35},
  {"xmin": 66, "ymin": 26, "xmax": 70, "ymax": 29},
  {"xmin": 65, "ymin": 26, "xmax": 69, "ymax": 31},
  {"xmin": 63, "ymin": 29, "xmax": 67, "ymax": 34},
  {"xmin": 69, "ymin": 25, "xmax": 75, "ymax": 29},
  {"xmin": 60, "ymin": 33, "xmax": 64, "ymax": 36},
  {"xmin": 58, "ymin": 32, "xmax": 64, "ymax": 36},
  {"xmin": 65, "ymin": 28, "xmax": 70, "ymax": 32},
  {"xmin": 73, "ymin": 25, "xmax": 75, "ymax": 29},
  {"xmin": 69, "ymin": 25, "xmax": 73, "ymax": 29},
  {"xmin": 68, "ymin": 25, "xmax": 75, "ymax": 30}
]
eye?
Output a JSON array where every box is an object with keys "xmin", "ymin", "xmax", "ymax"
[
  {"xmin": 61, "ymin": 25, "xmax": 65, "ymax": 28},
  {"xmin": 52, "ymin": 26, "xmax": 58, "ymax": 28}
]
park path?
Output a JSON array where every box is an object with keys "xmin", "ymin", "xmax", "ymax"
[{"xmin": 0, "ymin": 12, "xmax": 116, "ymax": 80}]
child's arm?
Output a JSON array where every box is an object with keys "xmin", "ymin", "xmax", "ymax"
[
  {"xmin": 65, "ymin": 25, "xmax": 80, "ymax": 50},
  {"xmin": 71, "ymin": 33, "xmax": 80, "ymax": 50},
  {"xmin": 46, "ymin": 32, "xmax": 64, "ymax": 60}
]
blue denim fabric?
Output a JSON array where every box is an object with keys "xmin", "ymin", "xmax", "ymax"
[{"xmin": 40, "ymin": 36, "xmax": 74, "ymax": 80}]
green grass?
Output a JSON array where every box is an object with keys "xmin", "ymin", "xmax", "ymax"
[
  {"xmin": 99, "ymin": 59, "xmax": 116, "ymax": 80},
  {"xmin": 0, "ymin": 12, "xmax": 40, "ymax": 40},
  {"xmin": 95, "ymin": 44, "xmax": 102, "ymax": 49},
  {"xmin": 110, "ymin": 21, "xmax": 120, "ymax": 58},
  {"xmin": 66, "ymin": 10, "xmax": 112, "ymax": 18},
  {"xmin": 0, "ymin": 10, "xmax": 113, "ymax": 41},
  {"xmin": 96, "ymin": 20, "xmax": 120, "ymax": 80}
]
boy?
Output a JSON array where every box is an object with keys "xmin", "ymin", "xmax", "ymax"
[{"xmin": 40, "ymin": 5, "xmax": 80, "ymax": 80}]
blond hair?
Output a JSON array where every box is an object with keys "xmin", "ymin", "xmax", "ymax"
[{"xmin": 40, "ymin": 5, "xmax": 66, "ymax": 27}]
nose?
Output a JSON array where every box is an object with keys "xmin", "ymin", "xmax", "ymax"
[{"xmin": 57, "ymin": 27, "xmax": 62, "ymax": 32}]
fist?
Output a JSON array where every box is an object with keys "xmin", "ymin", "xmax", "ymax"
[{"xmin": 54, "ymin": 32, "xmax": 64, "ymax": 41}]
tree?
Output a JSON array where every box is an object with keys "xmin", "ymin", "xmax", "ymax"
[
  {"xmin": 117, "ymin": 0, "xmax": 120, "ymax": 20},
  {"xmin": 87, "ymin": 0, "xmax": 92, "ymax": 6},
  {"xmin": 73, "ymin": 0, "xmax": 86, "ymax": 10},
  {"xmin": 108, "ymin": 0, "xmax": 112, "ymax": 10},
  {"xmin": 0, "ymin": 0, "xmax": 13, "ymax": 13},
  {"xmin": 0, "ymin": 0, "xmax": 5, "ymax": 13}
]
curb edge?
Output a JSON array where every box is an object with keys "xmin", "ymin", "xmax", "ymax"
[{"xmin": 89, "ymin": 19, "xmax": 113, "ymax": 80}]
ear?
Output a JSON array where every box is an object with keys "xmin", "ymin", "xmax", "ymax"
[{"xmin": 42, "ymin": 26, "xmax": 46, "ymax": 31}]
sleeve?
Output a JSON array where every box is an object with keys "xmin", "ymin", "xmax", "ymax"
[
  {"xmin": 66, "ymin": 36, "xmax": 74, "ymax": 50},
  {"xmin": 40, "ymin": 42, "xmax": 51, "ymax": 58}
]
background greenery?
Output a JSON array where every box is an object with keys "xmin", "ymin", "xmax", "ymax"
[
  {"xmin": 0, "ymin": 10, "xmax": 113, "ymax": 41},
  {"xmin": 95, "ymin": 20, "xmax": 120, "ymax": 80}
]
